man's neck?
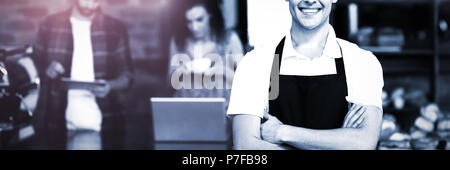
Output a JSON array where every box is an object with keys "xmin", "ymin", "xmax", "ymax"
[
  {"xmin": 290, "ymin": 20, "xmax": 330, "ymax": 49},
  {"xmin": 71, "ymin": 8, "xmax": 95, "ymax": 21}
]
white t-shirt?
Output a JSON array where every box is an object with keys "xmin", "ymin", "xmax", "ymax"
[
  {"xmin": 227, "ymin": 25, "xmax": 384, "ymax": 119},
  {"xmin": 65, "ymin": 17, "xmax": 102, "ymax": 132},
  {"xmin": 280, "ymin": 24, "xmax": 341, "ymax": 76}
]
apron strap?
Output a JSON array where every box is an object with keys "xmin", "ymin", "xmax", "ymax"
[
  {"xmin": 335, "ymin": 42, "xmax": 345, "ymax": 76},
  {"xmin": 274, "ymin": 37, "xmax": 286, "ymax": 72},
  {"xmin": 272, "ymin": 37, "xmax": 346, "ymax": 76},
  {"xmin": 335, "ymin": 58, "xmax": 345, "ymax": 76}
]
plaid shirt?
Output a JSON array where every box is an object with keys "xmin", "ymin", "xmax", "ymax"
[{"xmin": 34, "ymin": 9, "xmax": 133, "ymax": 127}]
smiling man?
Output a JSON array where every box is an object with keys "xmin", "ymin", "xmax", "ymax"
[{"xmin": 227, "ymin": 0, "xmax": 384, "ymax": 150}]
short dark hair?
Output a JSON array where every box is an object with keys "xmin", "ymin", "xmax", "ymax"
[{"xmin": 172, "ymin": 0, "xmax": 226, "ymax": 51}]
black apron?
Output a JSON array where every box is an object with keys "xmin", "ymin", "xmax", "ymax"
[{"xmin": 269, "ymin": 37, "xmax": 349, "ymax": 130}]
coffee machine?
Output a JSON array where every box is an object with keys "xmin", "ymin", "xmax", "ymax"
[{"xmin": 0, "ymin": 46, "xmax": 39, "ymax": 131}]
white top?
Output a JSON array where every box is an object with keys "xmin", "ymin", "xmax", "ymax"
[
  {"xmin": 65, "ymin": 17, "xmax": 102, "ymax": 132},
  {"xmin": 280, "ymin": 24, "xmax": 341, "ymax": 76},
  {"xmin": 227, "ymin": 25, "xmax": 384, "ymax": 119}
]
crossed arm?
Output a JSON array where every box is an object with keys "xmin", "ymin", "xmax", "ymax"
[
  {"xmin": 232, "ymin": 114, "xmax": 290, "ymax": 150},
  {"xmin": 232, "ymin": 104, "xmax": 383, "ymax": 150}
]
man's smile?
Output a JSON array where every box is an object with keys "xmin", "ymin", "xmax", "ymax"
[{"xmin": 297, "ymin": 4, "xmax": 324, "ymax": 16}]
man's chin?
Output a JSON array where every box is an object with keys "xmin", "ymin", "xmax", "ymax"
[
  {"xmin": 301, "ymin": 24, "xmax": 321, "ymax": 30},
  {"xmin": 295, "ymin": 18, "xmax": 326, "ymax": 30}
]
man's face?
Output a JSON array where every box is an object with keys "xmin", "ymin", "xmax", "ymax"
[
  {"xmin": 186, "ymin": 5, "xmax": 211, "ymax": 40},
  {"xmin": 75, "ymin": 0, "xmax": 103, "ymax": 17},
  {"xmin": 288, "ymin": 0, "xmax": 337, "ymax": 30}
]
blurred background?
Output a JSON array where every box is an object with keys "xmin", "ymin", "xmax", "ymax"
[{"xmin": 0, "ymin": 0, "xmax": 450, "ymax": 150}]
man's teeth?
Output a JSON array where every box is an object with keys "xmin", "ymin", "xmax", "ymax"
[{"xmin": 300, "ymin": 8, "xmax": 321, "ymax": 13}]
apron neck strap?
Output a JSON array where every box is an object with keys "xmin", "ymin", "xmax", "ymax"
[
  {"xmin": 335, "ymin": 41, "xmax": 345, "ymax": 76},
  {"xmin": 273, "ymin": 37, "xmax": 346, "ymax": 75},
  {"xmin": 274, "ymin": 37, "xmax": 286, "ymax": 72}
]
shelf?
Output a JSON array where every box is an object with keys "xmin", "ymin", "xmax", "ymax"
[
  {"xmin": 380, "ymin": 59, "xmax": 432, "ymax": 75},
  {"xmin": 439, "ymin": 44, "xmax": 450, "ymax": 56},
  {"xmin": 439, "ymin": 58, "xmax": 450, "ymax": 74},
  {"xmin": 382, "ymin": 66, "xmax": 431, "ymax": 75},
  {"xmin": 440, "ymin": 51, "xmax": 450, "ymax": 56},
  {"xmin": 361, "ymin": 46, "xmax": 434, "ymax": 56},
  {"xmin": 335, "ymin": 0, "xmax": 442, "ymax": 102},
  {"xmin": 383, "ymin": 69, "xmax": 431, "ymax": 75}
]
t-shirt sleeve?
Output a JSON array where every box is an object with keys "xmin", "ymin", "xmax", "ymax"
[
  {"xmin": 226, "ymin": 51, "xmax": 268, "ymax": 119},
  {"xmin": 346, "ymin": 50, "xmax": 384, "ymax": 111}
]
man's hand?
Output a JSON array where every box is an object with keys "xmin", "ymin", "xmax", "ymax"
[
  {"xmin": 91, "ymin": 79, "xmax": 111, "ymax": 98},
  {"xmin": 342, "ymin": 103, "xmax": 367, "ymax": 128},
  {"xmin": 261, "ymin": 113, "xmax": 284, "ymax": 144},
  {"xmin": 46, "ymin": 61, "xmax": 65, "ymax": 79}
]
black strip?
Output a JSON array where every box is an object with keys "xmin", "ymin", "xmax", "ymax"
[
  {"xmin": 155, "ymin": 141, "xmax": 229, "ymax": 145},
  {"xmin": 268, "ymin": 37, "xmax": 286, "ymax": 86},
  {"xmin": 0, "ymin": 150, "xmax": 447, "ymax": 169},
  {"xmin": 275, "ymin": 37, "xmax": 286, "ymax": 72},
  {"xmin": 335, "ymin": 58, "xmax": 345, "ymax": 75},
  {"xmin": 335, "ymin": 41, "xmax": 346, "ymax": 75}
]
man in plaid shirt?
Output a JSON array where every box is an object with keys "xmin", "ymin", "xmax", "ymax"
[{"xmin": 34, "ymin": 0, "xmax": 133, "ymax": 148}]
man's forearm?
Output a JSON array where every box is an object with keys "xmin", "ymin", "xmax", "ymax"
[
  {"xmin": 232, "ymin": 114, "xmax": 289, "ymax": 150},
  {"xmin": 278, "ymin": 125, "xmax": 378, "ymax": 150},
  {"xmin": 274, "ymin": 105, "xmax": 383, "ymax": 150}
]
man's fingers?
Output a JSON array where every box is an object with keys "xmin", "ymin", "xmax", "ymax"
[
  {"xmin": 55, "ymin": 63, "xmax": 65, "ymax": 73},
  {"xmin": 351, "ymin": 116, "xmax": 365, "ymax": 128},
  {"xmin": 343, "ymin": 105, "xmax": 363, "ymax": 127},
  {"xmin": 47, "ymin": 62, "xmax": 65, "ymax": 78},
  {"xmin": 92, "ymin": 83, "xmax": 110, "ymax": 98},
  {"xmin": 344, "ymin": 105, "xmax": 363, "ymax": 127},
  {"xmin": 263, "ymin": 111, "xmax": 271, "ymax": 120},
  {"xmin": 46, "ymin": 69, "xmax": 53, "ymax": 77},
  {"xmin": 356, "ymin": 116, "xmax": 365, "ymax": 128},
  {"xmin": 345, "ymin": 106, "xmax": 364, "ymax": 128},
  {"xmin": 46, "ymin": 69, "xmax": 57, "ymax": 79},
  {"xmin": 272, "ymin": 116, "xmax": 282, "ymax": 124},
  {"xmin": 349, "ymin": 107, "xmax": 366, "ymax": 128},
  {"xmin": 343, "ymin": 104, "xmax": 360, "ymax": 126},
  {"xmin": 348, "ymin": 103, "xmax": 357, "ymax": 111},
  {"xmin": 263, "ymin": 113, "xmax": 283, "ymax": 126}
]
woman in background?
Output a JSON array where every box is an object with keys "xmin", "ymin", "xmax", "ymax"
[{"xmin": 168, "ymin": 0, "xmax": 244, "ymax": 101}]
